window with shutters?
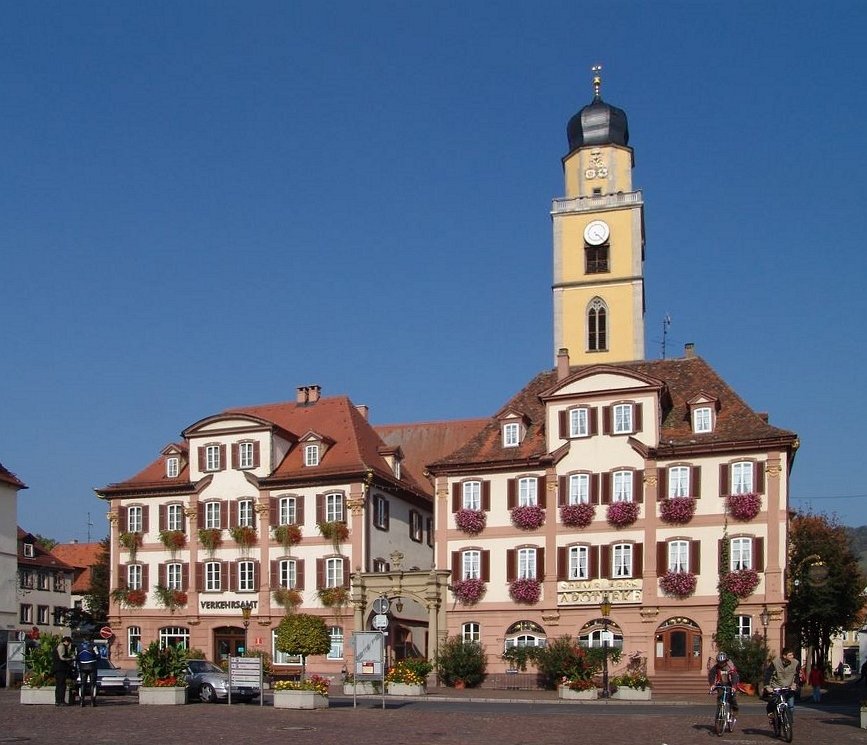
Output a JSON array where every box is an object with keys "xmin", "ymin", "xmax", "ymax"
[
  {"xmin": 731, "ymin": 462, "xmax": 754, "ymax": 494},
  {"xmin": 462, "ymin": 550, "xmax": 481, "ymax": 580},
  {"xmin": 462, "ymin": 622, "xmax": 481, "ymax": 643},
  {"xmin": 730, "ymin": 537, "xmax": 753, "ymax": 570},
  {"xmin": 568, "ymin": 545, "xmax": 589, "ymax": 580},
  {"xmin": 204, "ymin": 501, "xmax": 221, "ymax": 529},
  {"xmin": 127, "ymin": 505, "xmax": 143, "ymax": 533},
  {"xmin": 304, "ymin": 444, "xmax": 320, "ymax": 467},
  {"xmin": 668, "ymin": 467, "xmax": 690, "ymax": 498},
  {"xmin": 373, "ymin": 495, "xmax": 389, "ymax": 530},
  {"xmin": 279, "ymin": 559, "xmax": 297, "ymax": 588},
  {"xmin": 166, "ymin": 503, "xmax": 183, "ymax": 532},
  {"xmin": 613, "ymin": 404, "xmax": 633, "ymax": 434},
  {"xmin": 693, "ymin": 406, "xmax": 713, "ymax": 433},
  {"xmin": 518, "ymin": 477, "xmax": 538, "ymax": 507},
  {"xmin": 612, "ymin": 471, "xmax": 633, "ymax": 502},
  {"xmin": 279, "ymin": 496, "xmax": 297, "ymax": 525},
  {"xmin": 204, "ymin": 561, "xmax": 221, "ymax": 591},
  {"xmin": 463, "ymin": 481, "xmax": 481, "ymax": 510},
  {"xmin": 588, "ymin": 297, "xmax": 607, "ymax": 351},
  {"xmin": 238, "ymin": 441, "xmax": 255, "ymax": 469},
  {"xmin": 668, "ymin": 540, "xmax": 690, "ymax": 572},
  {"xmin": 237, "ymin": 560, "xmax": 255, "ymax": 592},
  {"xmin": 570, "ymin": 407, "xmax": 590, "ymax": 437},
  {"xmin": 503, "ymin": 422, "xmax": 521, "ymax": 448},
  {"xmin": 568, "ymin": 474, "xmax": 591, "ymax": 504},
  {"xmin": 518, "ymin": 547, "xmax": 537, "ymax": 580},
  {"xmin": 325, "ymin": 557, "xmax": 343, "ymax": 588},
  {"xmin": 325, "ymin": 493, "xmax": 344, "ymax": 523},
  {"xmin": 612, "ymin": 544, "xmax": 632, "ymax": 578},
  {"xmin": 237, "ymin": 499, "xmax": 254, "ymax": 527},
  {"xmin": 166, "ymin": 457, "xmax": 179, "ymax": 478},
  {"xmin": 127, "ymin": 564, "xmax": 143, "ymax": 590},
  {"xmin": 205, "ymin": 444, "xmax": 221, "ymax": 472},
  {"xmin": 166, "ymin": 562, "xmax": 183, "ymax": 590}
]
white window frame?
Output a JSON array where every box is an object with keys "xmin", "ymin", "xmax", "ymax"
[
  {"xmin": 570, "ymin": 407, "xmax": 589, "ymax": 438},
  {"xmin": 730, "ymin": 537, "xmax": 753, "ymax": 571},
  {"xmin": 693, "ymin": 406, "xmax": 712, "ymax": 433},
  {"xmin": 279, "ymin": 559, "xmax": 297, "ymax": 589},
  {"xmin": 462, "ymin": 481, "xmax": 481, "ymax": 510},
  {"xmin": 37, "ymin": 605, "xmax": 49, "ymax": 624},
  {"xmin": 568, "ymin": 545, "xmax": 589, "ymax": 580},
  {"xmin": 205, "ymin": 444, "xmax": 221, "ymax": 472},
  {"xmin": 668, "ymin": 466, "xmax": 690, "ymax": 498},
  {"xmin": 517, "ymin": 547, "xmax": 537, "ymax": 580},
  {"xmin": 20, "ymin": 604, "xmax": 32, "ymax": 624},
  {"xmin": 503, "ymin": 422, "xmax": 520, "ymax": 448},
  {"xmin": 204, "ymin": 501, "xmax": 221, "ymax": 529},
  {"xmin": 504, "ymin": 634, "xmax": 546, "ymax": 651},
  {"xmin": 237, "ymin": 499, "xmax": 254, "ymax": 528},
  {"xmin": 518, "ymin": 477, "xmax": 538, "ymax": 507},
  {"xmin": 304, "ymin": 444, "xmax": 320, "ymax": 467},
  {"xmin": 127, "ymin": 564, "xmax": 142, "ymax": 590},
  {"xmin": 279, "ymin": 496, "xmax": 297, "ymax": 525},
  {"xmin": 668, "ymin": 540, "xmax": 689, "ymax": 573},
  {"xmin": 325, "ymin": 493, "xmax": 344, "ymax": 523},
  {"xmin": 272, "ymin": 629, "xmax": 303, "ymax": 666},
  {"xmin": 568, "ymin": 474, "xmax": 590, "ymax": 504},
  {"xmin": 237, "ymin": 560, "xmax": 255, "ymax": 592},
  {"xmin": 736, "ymin": 615, "xmax": 752, "ymax": 638},
  {"xmin": 581, "ymin": 629, "xmax": 624, "ymax": 649},
  {"xmin": 462, "ymin": 622, "xmax": 481, "ymax": 643},
  {"xmin": 612, "ymin": 543, "xmax": 633, "ymax": 578},
  {"xmin": 373, "ymin": 495, "xmax": 388, "ymax": 529},
  {"xmin": 166, "ymin": 457, "xmax": 179, "ymax": 478},
  {"xmin": 166, "ymin": 562, "xmax": 183, "ymax": 590},
  {"xmin": 158, "ymin": 627, "xmax": 190, "ymax": 649},
  {"xmin": 166, "ymin": 503, "xmax": 183, "ymax": 532},
  {"xmin": 239, "ymin": 441, "xmax": 255, "ymax": 469},
  {"xmin": 127, "ymin": 505, "xmax": 143, "ymax": 533},
  {"xmin": 327, "ymin": 626, "xmax": 344, "ymax": 660},
  {"xmin": 204, "ymin": 561, "xmax": 221, "ymax": 592},
  {"xmin": 462, "ymin": 550, "xmax": 481, "ymax": 580},
  {"xmin": 612, "ymin": 470, "xmax": 633, "ymax": 502},
  {"xmin": 23, "ymin": 542, "xmax": 34, "ymax": 558},
  {"xmin": 613, "ymin": 404, "xmax": 633, "ymax": 434},
  {"xmin": 325, "ymin": 557, "xmax": 344, "ymax": 588},
  {"xmin": 731, "ymin": 462, "xmax": 754, "ymax": 495},
  {"xmin": 127, "ymin": 626, "xmax": 142, "ymax": 656},
  {"xmin": 410, "ymin": 511, "xmax": 423, "ymax": 542}
]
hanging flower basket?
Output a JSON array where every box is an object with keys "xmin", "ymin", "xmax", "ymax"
[
  {"xmin": 452, "ymin": 578, "xmax": 486, "ymax": 605},
  {"xmin": 230, "ymin": 525, "xmax": 258, "ymax": 552},
  {"xmin": 455, "ymin": 508, "xmax": 486, "ymax": 535},
  {"xmin": 273, "ymin": 587, "xmax": 303, "ymax": 610},
  {"xmin": 560, "ymin": 502, "xmax": 595, "ymax": 528},
  {"xmin": 720, "ymin": 569, "xmax": 760, "ymax": 598},
  {"xmin": 158, "ymin": 530, "xmax": 186, "ymax": 557},
  {"xmin": 510, "ymin": 505, "xmax": 546, "ymax": 530},
  {"xmin": 509, "ymin": 578, "xmax": 541, "ymax": 604},
  {"xmin": 318, "ymin": 586, "xmax": 349, "ymax": 608},
  {"xmin": 606, "ymin": 501, "xmax": 640, "ymax": 528},
  {"xmin": 112, "ymin": 587, "xmax": 147, "ymax": 608},
  {"xmin": 273, "ymin": 524, "xmax": 303, "ymax": 550},
  {"xmin": 198, "ymin": 528, "xmax": 223, "ymax": 557},
  {"xmin": 726, "ymin": 492, "xmax": 761, "ymax": 521},
  {"xmin": 659, "ymin": 571, "xmax": 697, "ymax": 598},
  {"xmin": 659, "ymin": 496, "xmax": 696, "ymax": 525},
  {"xmin": 155, "ymin": 585, "xmax": 188, "ymax": 613},
  {"xmin": 317, "ymin": 521, "xmax": 349, "ymax": 549},
  {"xmin": 119, "ymin": 531, "xmax": 142, "ymax": 561}
]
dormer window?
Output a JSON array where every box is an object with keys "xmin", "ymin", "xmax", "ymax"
[
  {"xmin": 693, "ymin": 406, "xmax": 713, "ymax": 433},
  {"xmin": 239, "ymin": 442, "xmax": 254, "ymax": 469},
  {"xmin": 393, "ymin": 457, "xmax": 401, "ymax": 480},
  {"xmin": 503, "ymin": 422, "xmax": 521, "ymax": 448},
  {"xmin": 23, "ymin": 542, "xmax": 34, "ymax": 558},
  {"xmin": 304, "ymin": 444, "xmax": 320, "ymax": 467},
  {"xmin": 166, "ymin": 457, "xmax": 179, "ymax": 478}
]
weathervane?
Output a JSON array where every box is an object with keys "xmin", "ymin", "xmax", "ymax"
[{"xmin": 592, "ymin": 64, "xmax": 603, "ymax": 100}]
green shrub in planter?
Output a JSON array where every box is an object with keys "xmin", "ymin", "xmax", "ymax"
[{"xmin": 435, "ymin": 636, "xmax": 487, "ymax": 688}]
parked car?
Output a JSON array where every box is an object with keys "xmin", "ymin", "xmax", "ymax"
[
  {"xmin": 842, "ymin": 663, "xmax": 852, "ymax": 677},
  {"xmin": 185, "ymin": 660, "xmax": 260, "ymax": 703},
  {"xmin": 74, "ymin": 657, "xmax": 141, "ymax": 695}
]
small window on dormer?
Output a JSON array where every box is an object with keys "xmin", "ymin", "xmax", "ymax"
[
  {"xmin": 503, "ymin": 422, "xmax": 521, "ymax": 448},
  {"xmin": 166, "ymin": 457, "xmax": 179, "ymax": 478},
  {"xmin": 24, "ymin": 543, "xmax": 35, "ymax": 558},
  {"xmin": 693, "ymin": 406, "xmax": 713, "ymax": 433},
  {"xmin": 305, "ymin": 443, "xmax": 320, "ymax": 467},
  {"xmin": 393, "ymin": 458, "xmax": 401, "ymax": 480}
]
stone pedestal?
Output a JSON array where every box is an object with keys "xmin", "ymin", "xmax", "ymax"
[
  {"xmin": 20, "ymin": 687, "xmax": 56, "ymax": 705},
  {"xmin": 611, "ymin": 686, "xmax": 651, "ymax": 700},
  {"xmin": 138, "ymin": 687, "xmax": 187, "ymax": 705},
  {"xmin": 558, "ymin": 686, "xmax": 598, "ymax": 700},
  {"xmin": 273, "ymin": 690, "xmax": 329, "ymax": 709},
  {"xmin": 386, "ymin": 683, "xmax": 426, "ymax": 696}
]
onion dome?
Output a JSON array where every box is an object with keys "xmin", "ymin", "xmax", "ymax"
[{"xmin": 566, "ymin": 65, "xmax": 629, "ymax": 154}]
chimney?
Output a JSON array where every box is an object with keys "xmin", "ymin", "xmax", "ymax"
[
  {"xmin": 356, "ymin": 404, "xmax": 369, "ymax": 420},
  {"xmin": 307, "ymin": 385, "xmax": 321, "ymax": 403},
  {"xmin": 296, "ymin": 386, "xmax": 308, "ymax": 404},
  {"xmin": 557, "ymin": 348, "xmax": 570, "ymax": 381},
  {"xmin": 684, "ymin": 343, "xmax": 696, "ymax": 359}
]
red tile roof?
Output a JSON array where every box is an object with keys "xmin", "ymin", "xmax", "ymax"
[
  {"xmin": 17, "ymin": 528, "xmax": 75, "ymax": 571},
  {"xmin": 52, "ymin": 542, "xmax": 103, "ymax": 593}
]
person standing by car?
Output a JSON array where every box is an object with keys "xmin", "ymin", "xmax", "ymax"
[{"xmin": 52, "ymin": 636, "xmax": 74, "ymax": 706}]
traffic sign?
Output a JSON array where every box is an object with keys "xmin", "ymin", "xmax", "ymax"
[
  {"xmin": 99, "ymin": 626, "xmax": 114, "ymax": 639},
  {"xmin": 372, "ymin": 596, "xmax": 390, "ymax": 615},
  {"xmin": 372, "ymin": 613, "xmax": 389, "ymax": 630}
]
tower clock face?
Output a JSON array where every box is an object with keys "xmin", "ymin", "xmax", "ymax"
[{"xmin": 584, "ymin": 220, "xmax": 610, "ymax": 246}]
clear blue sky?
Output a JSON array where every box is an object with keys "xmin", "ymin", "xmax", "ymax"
[{"xmin": 3, "ymin": 1, "xmax": 866, "ymax": 541}]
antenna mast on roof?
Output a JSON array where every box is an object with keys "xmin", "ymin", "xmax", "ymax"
[
  {"xmin": 662, "ymin": 314, "xmax": 672, "ymax": 359},
  {"xmin": 87, "ymin": 511, "xmax": 93, "ymax": 543}
]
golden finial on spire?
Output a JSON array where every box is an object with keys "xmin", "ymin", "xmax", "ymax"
[{"xmin": 592, "ymin": 64, "xmax": 603, "ymax": 100}]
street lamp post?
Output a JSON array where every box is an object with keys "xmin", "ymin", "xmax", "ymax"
[
  {"xmin": 241, "ymin": 605, "xmax": 252, "ymax": 654},
  {"xmin": 760, "ymin": 606, "xmax": 770, "ymax": 645},
  {"xmin": 600, "ymin": 594, "xmax": 612, "ymax": 699}
]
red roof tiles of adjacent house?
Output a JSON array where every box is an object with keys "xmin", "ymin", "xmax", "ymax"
[
  {"xmin": 17, "ymin": 528, "xmax": 75, "ymax": 572},
  {"xmin": 52, "ymin": 542, "xmax": 102, "ymax": 593},
  {"xmin": 431, "ymin": 355, "xmax": 797, "ymax": 470},
  {"xmin": 0, "ymin": 462, "xmax": 27, "ymax": 489}
]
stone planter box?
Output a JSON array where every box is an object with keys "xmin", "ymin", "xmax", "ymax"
[
  {"xmin": 343, "ymin": 681, "xmax": 382, "ymax": 695},
  {"xmin": 558, "ymin": 686, "xmax": 598, "ymax": 700},
  {"xmin": 20, "ymin": 687, "xmax": 56, "ymax": 705},
  {"xmin": 611, "ymin": 686, "xmax": 651, "ymax": 700},
  {"xmin": 138, "ymin": 686, "xmax": 187, "ymax": 705},
  {"xmin": 386, "ymin": 683, "xmax": 426, "ymax": 696},
  {"xmin": 273, "ymin": 690, "xmax": 329, "ymax": 709}
]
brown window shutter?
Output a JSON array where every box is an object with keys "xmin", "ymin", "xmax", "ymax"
[
  {"xmin": 296, "ymin": 498, "xmax": 305, "ymax": 526},
  {"xmin": 600, "ymin": 545, "xmax": 611, "ymax": 579},
  {"xmin": 557, "ymin": 547, "xmax": 567, "ymax": 580},
  {"xmin": 536, "ymin": 547, "xmax": 545, "ymax": 580},
  {"xmin": 690, "ymin": 541, "xmax": 701, "ymax": 575},
  {"xmin": 270, "ymin": 560, "xmax": 278, "ymax": 589},
  {"xmin": 141, "ymin": 564, "xmax": 149, "ymax": 591},
  {"xmin": 158, "ymin": 563, "xmax": 166, "ymax": 588},
  {"xmin": 634, "ymin": 403, "xmax": 643, "ymax": 433},
  {"xmin": 269, "ymin": 499, "xmax": 278, "ymax": 527},
  {"xmin": 180, "ymin": 507, "xmax": 187, "ymax": 534},
  {"xmin": 196, "ymin": 562, "xmax": 204, "ymax": 592},
  {"xmin": 656, "ymin": 542, "xmax": 667, "ymax": 572},
  {"xmin": 182, "ymin": 563, "xmax": 189, "ymax": 591},
  {"xmin": 590, "ymin": 546, "xmax": 600, "ymax": 578},
  {"xmin": 482, "ymin": 481, "xmax": 491, "ymax": 511},
  {"xmin": 507, "ymin": 479, "xmax": 517, "ymax": 509},
  {"xmin": 754, "ymin": 537, "xmax": 765, "ymax": 571},
  {"xmin": 558, "ymin": 476, "xmax": 568, "ymax": 507},
  {"xmin": 223, "ymin": 561, "xmax": 232, "ymax": 592},
  {"xmin": 342, "ymin": 557, "xmax": 350, "ymax": 588},
  {"xmin": 692, "ymin": 466, "xmax": 702, "ymax": 498},
  {"xmin": 506, "ymin": 549, "xmax": 516, "ymax": 582},
  {"xmin": 122, "ymin": 507, "xmax": 131, "ymax": 532},
  {"xmin": 219, "ymin": 444, "xmax": 226, "ymax": 471},
  {"xmin": 601, "ymin": 473, "xmax": 611, "ymax": 504},
  {"xmin": 251, "ymin": 502, "xmax": 257, "ymax": 531},
  {"xmin": 198, "ymin": 447, "xmax": 205, "ymax": 472},
  {"xmin": 538, "ymin": 476, "xmax": 547, "ymax": 508},
  {"xmin": 481, "ymin": 551, "xmax": 490, "ymax": 582},
  {"xmin": 220, "ymin": 500, "xmax": 229, "ymax": 530},
  {"xmin": 197, "ymin": 501, "xmax": 204, "ymax": 526},
  {"xmin": 253, "ymin": 560, "xmax": 260, "ymax": 590},
  {"xmin": 316, "ymin": 558, "xmax": 324, "ymax": 589},
  {"xmin": 229, "ymin": 500, "xmax": 237, "ymax": 528},
  {"xmin": 719, "ymin": 464, "xmax": 730, "ymax": 496},
  {"xmin": 658, "ymin": 468, "xmax": 668, "ymax": 499},
  {"xmin": 633, "ymin": 470, "xmax": 644, "ymax": 503},
  {"xmin": 158, "ymin": 504, "xmax": 166, "ymax": 532},
  {"xmin": 451, "ymin": 551, "xmax": 460, "ymax": 582},
  {"xmin": 253, "ymin": 441, "xmax": 260, "ymax": 468},
  {"xmin": 452, "ymin": 483, "xmax": 461, "ymax": 513},
  {"xmin": 559, "ymin": 410, "xmax": 568, "ymax": 439},
  {"xmin": 316, "ymin": 494, "xmax": 324, "ymax": 524},
  {"xmin": 602, "ymin": 406, "xmax": 612, "ymax": 435},
  {"xmin": 296, "ymin": 559, "xmax": 305, "ymax": 590},
  {"xmin": 589, "ymin": 407, "xmax": 598, "ymax": 436},
  {"xmin": 633, "ymin": 543, "xmax": 643, "ymax": 577},
  {"xmin": 590, "ymin": 473, "xmax": 600, "ymax": 504},
  {"xmin": 754, "ymin": 462, "xmax": 765, "ymax": 494},
  {"xmin": 231, "ymin": 443, "xmax": 239, "ymax": 469}
]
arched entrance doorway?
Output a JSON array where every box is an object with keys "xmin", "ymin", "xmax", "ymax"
[
  {"xmin": 213, "ymin": 626, "xmax": 247, "ymax": 662},
  {"xmin": 654, "ymin": 617, "xmax": 702, "ymax": 672}
]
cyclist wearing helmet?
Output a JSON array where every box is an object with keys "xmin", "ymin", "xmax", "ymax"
[{"xmin": 708, "ymin": 651, "xmax": 740, "ymax": 713}]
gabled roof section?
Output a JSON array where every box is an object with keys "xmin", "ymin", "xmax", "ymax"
[
  {"xmin": 0, "ymin": 462, "xmax": 27, "ymax": 490},
  {"xmin": 539, "ymin": 364, "xmax": 665, "ymax": 400},
  {"xmin": 17, "ymin": 528, "xmax": 75, "ymax": 571},
  {"xmin": 687, "ymin": 391, "xmax": 721, "ymax": 410},
  {"xmin": 160, "ymin": 443, "xmax": 188, "ymax": 457},
  {"xmin": 182, "ymin": 412, "xmax": 294, "ymax": 441},
  {"xmin": 52, "ymin": 542, "xmax": 102, "ymax": 593}
]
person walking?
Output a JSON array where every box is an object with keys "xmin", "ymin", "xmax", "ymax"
[
  {"xmin": 835, "ymin": 661, "xmax": 844, "ymax": 680},
  {"xmin": 52, "ymin": 636, "xmax": 74, "ymax": 706},
  {"xmin": 809, "ymin": 664, "xmax": 823, "ymax": 703}
]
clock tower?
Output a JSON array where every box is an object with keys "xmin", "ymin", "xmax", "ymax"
[{"xmin": 552, "ymin": 66, "xmax": 645, "ymax": 365}]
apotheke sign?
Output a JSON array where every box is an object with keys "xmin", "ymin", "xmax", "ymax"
[{"xmin": 199, "ymin": 597, "xmax": 258, "ymax": 614}]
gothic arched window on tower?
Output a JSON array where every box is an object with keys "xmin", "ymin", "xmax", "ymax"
[
  {"xmin": 588, "ymin": 298, "xmax": 608, "ymax": 351},
  {"xmin": 585, "ymin": 243, "xmax": 609, "ymax": 274}
]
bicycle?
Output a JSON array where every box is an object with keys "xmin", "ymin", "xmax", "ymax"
[
  {"xmin": 767, "ymin": 687, "xmax": 794, "ymax": 742},
  {"xmin": 711, "ymin": 683, "xmax": 736, "ymax": 736}
]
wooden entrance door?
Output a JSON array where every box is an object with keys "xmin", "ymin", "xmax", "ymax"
[
  {"xmin": 213, "ymin": 627, "xmax": 246, "ymax": 661},
  {"xmin": 655, "ymin": 627, "xmax": 702, "ymax": 671}
]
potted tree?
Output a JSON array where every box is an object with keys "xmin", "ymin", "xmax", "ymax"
[
  {"xmin": 610, "ymin": 654, "xmax": 652, "ymax": 700},
  {"xmin": 21, "ymin": 634, "xmax": 60, "ymax": 704},
  {"xmin": 137, "ymin": 641, "xmax": 188, "ymax": 705},
  {"xmin": 434, "ymin": 636, "xmax": 487, "ymax": 689},
  {"xmin": 273, "ymin": 613, "xmax": 332, "ymax": 709}
]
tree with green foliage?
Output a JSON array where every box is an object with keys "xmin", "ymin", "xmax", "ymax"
[
  {"xmin": 435, "ymin": 636, "xmax": 487, "ymax": 687},
  {"xmin": 787, "ymin": 510, "xmax": 867, "ymax": 672},
  {"xmin": 274, "ymin": 613, "xmax": 331, "ymax": 681},
  {"xmin": 34, "ymin": 534, "xmax": 58, "ymax": 552},
  {"xmin": 715, "ymin": 534, "xmax": 739, "ymax": 650},
  {"xmin": 83, "ymin": 536, "xmax": 110, "ymax": 623}
]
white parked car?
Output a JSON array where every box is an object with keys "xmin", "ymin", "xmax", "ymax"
[{"xmin": 842, "ymin": 663, "xmax": 852, "ymax": 677}]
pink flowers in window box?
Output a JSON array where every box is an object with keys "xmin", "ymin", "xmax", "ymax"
[
  {"xmin": 726, "ymin": 492, "xmax": 762, "ymax": 521},
  {"xmin": 452, "ymin": 578, "xmax": 486, "ymax": 605},
  {"xmin": 659, "ymin": 496, "xmax": 696, "ymax": 525},
  {"xmin": 509, "ymin": 578, "xmax": 541, "ymax": 604},
  {"xmin": 720, "ymin": 568, "xmax": 760, "ymax": 598},
  {"xmin": 511, "ymin": 505, "xmax": 546, "ymax": 530},
  {"xmin": 659, "ymin": 571, "xmax": 697, "ymax": 598},
  {"xmin": 606, "ymin": 501, "xmax": 639, "ymax": 528},
  {"xmin": 560, "ymin": 503, "xmax": 596, "ymax": 528},
  {"xmin": 455, "ymin": 509, "xmax": 487, "ymax": 535}
]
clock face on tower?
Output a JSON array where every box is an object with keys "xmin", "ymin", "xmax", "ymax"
[{"xmin": 583, "ymin": 220, "xmax": 610, "ymax": 246}]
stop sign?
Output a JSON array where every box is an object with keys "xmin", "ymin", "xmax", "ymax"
[{"xmin": 99, "ymin": 626, "xmax": 114, "ymax": 639}]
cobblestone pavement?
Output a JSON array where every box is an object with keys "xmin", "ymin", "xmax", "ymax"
[{"xmin": 2, "ymin": 682, "xmax": 863, "ymax": 745}]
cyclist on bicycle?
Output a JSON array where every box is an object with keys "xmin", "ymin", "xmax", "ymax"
[
  {"xmin": 708, "ymin": 652, "xmax": 740, "ymax": 715},
  {"xmin": 76, "ymin": 639, "xmax": 99, "ymax": 705},
  {"xmin": 764, "ymin": 647, "xmax": 800, "ymax": 726}
]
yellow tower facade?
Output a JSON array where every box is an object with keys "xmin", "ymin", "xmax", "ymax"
[{"xmin": 552, "ymin": 67, "xmax": 645, "ymax": 365}]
